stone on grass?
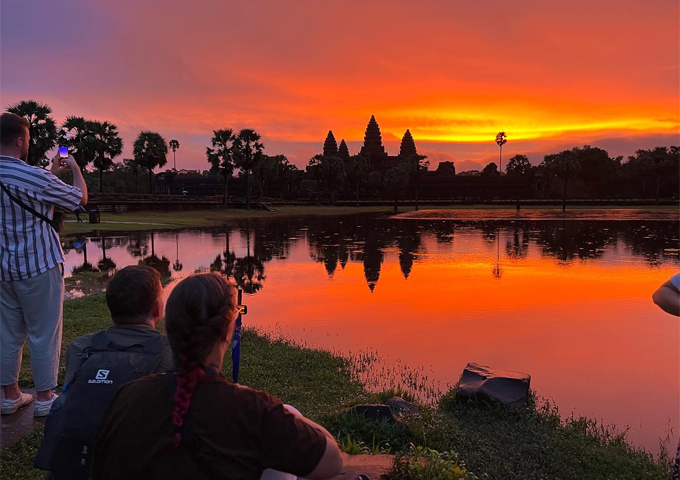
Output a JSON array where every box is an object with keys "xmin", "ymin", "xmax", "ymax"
[
  {"xmin": 348, "ymin": 404, "xmax": 399, "ymax": 424},
  {"xmin": 456, "ymin": 362, "xmax": 531, "ymax": 407},
  {"xmin": 383, "ymin": 397, "xmax": 419, "ymax": 416}
]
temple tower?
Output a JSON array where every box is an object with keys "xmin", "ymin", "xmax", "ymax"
[
  {"xmin": 323, "ymin": 130, "xmax": 338, "ymax": 157},
  {"xmin": 360, "ymin": 115, "xmax": 387, "ymax": 160},
  {"xmin": 338, "ymin": 139, "xmax": 350, "ymax": 161},
  {"xmin": 399, "ymin": 129, "xmax": 417, "ymax": 158}
]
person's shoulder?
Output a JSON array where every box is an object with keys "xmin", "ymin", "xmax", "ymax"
[
  {"xmin": 68, "ymin": 331, "xmax": 98, "ymax": 351},
  {"xmin": 670, "ymin": 272, "xmax": 680, "ymax": 290},
  {"xmin": 209, "ymin": 379, "xmax": 283, "ymax": 412},
  {"xmin": 0, "ymin": 158, "xmax": 50, "ymax": 183}
]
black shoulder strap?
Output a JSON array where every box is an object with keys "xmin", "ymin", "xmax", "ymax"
[{"xmin": 0, "ymin": 181, "xmax": 55, "ymax": 228}]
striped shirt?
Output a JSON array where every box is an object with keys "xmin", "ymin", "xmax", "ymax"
[{"xmin": 0, "ymin": 155, "xmax": 83, "ymax": 281}]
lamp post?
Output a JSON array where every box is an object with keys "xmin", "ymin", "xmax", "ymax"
[{"xmin": 495, "ymin": 132, "xmax": 507, "ymax": 199}]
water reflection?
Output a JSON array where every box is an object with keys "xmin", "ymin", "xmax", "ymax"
[
  {"xmin": 63, "ymin": 216, "xmax": 680, "ymax": 292},
  {"xmin": 60, "ymin": 214, "xmax": 679, "ymax": 453}
]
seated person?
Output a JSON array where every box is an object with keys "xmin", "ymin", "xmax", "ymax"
[
  {"xmin": 35, "ymin": 265, "xmax": 174, "ymax": 480},
  {"xmin": 92, "ymin": 273, "xmax": 343, "ymax": 480},
  {"xmin": 63, "ymin": 265, "xmax": 174, "ymax": 385}
]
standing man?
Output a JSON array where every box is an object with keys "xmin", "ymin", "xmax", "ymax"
[{"xmin": 0, "ymin": 112, "xmax": 88, "ymax": 416}]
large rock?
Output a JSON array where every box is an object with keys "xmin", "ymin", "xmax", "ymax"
[{"xmin": 456, "ymin": 362, "xmax": 531, "ymax": 407}]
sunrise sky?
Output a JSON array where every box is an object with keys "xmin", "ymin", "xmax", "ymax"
[{"xmin": 2, "ymin": 0, "xmax": 678, "ymax": 172}]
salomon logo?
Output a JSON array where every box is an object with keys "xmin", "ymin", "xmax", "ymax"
[{"xmin": 88, "ymin": 369, "xmax": 113, "ymax": 384}]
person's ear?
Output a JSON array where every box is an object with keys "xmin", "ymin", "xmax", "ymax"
[{"xmin": 151, "ymin": 298, "xmax": 164, "ymax": 326}]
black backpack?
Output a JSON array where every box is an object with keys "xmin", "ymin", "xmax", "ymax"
[{"xmin": 34, "ymin": 330, "xmax": 166, "ymax": 480}]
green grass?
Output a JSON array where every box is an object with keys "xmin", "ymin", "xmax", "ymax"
[
  {"xmin": 2, "ymin": 294, "xmax": 672, "ymax": 480},
  {"xmin": 61, "ymin": 203, "xmax": 678, "ymax": 236}
]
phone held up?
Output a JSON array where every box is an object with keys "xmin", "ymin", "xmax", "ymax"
[{"xmin": 58, "ymin": 146, "xmax": 69, "ymax": 166}]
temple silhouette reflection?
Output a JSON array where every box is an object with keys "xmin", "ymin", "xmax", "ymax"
[{"xmin": 66, "ymin": 215, "xmax": 679, "ymax": 294}]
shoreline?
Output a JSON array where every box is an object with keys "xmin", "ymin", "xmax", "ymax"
[
  {"xmin": 62, "ymin": 205, "xmax": 680, "ymax": 237},
  {"xmin": 0, "ymin": 293, "xmax": 673, "ymax": 479}
]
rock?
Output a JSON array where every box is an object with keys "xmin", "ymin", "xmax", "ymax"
[
  {"xmin": 347, "ymin": 404, "xmax": 399, "ymax": 424},
  {"xmin": 383, "ymin": 396, "xmax": 419, "ymax": 416},
  {"xmin": 456, "ymin": 362, "xmax": 531, "ymax": 407}
]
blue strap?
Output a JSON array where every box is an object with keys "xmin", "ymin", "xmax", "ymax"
[{"xmin": 231, "ymin": 312, "xmax": 242, "ymax": 383}]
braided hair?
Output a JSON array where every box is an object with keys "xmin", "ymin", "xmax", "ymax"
[{"xmin": 165, "ymin": 273, "xmax": 237, "ymax": 449}]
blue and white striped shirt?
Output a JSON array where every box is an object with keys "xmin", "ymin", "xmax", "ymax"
[{"xmin": 0, "ymin": 155, "xmax": 83, "ymax": 281}]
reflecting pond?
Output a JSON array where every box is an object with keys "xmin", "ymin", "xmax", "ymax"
[{"xmin": 61, "ymin": 214, "xmax": 679, "ymax": 453}]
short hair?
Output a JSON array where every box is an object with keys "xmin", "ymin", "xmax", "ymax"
[
  {"xmin": 106, "ymin": 266, "xmax": 162, "ymax": 325},
  {"xmin": 0, "ymin": 113, "xmax": 30, "ymax": 148}
]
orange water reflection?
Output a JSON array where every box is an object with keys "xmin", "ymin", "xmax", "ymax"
[{"xmin": 61, "ymin": 216, "xmax": 679, "ymax": 453}]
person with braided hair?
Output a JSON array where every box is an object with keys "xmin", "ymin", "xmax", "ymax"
[{"xmin": 92, "ymin": 273, "xmax": 343, "ymax": 480}]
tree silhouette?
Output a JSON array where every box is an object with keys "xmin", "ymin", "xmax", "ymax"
[
  {"xmin": 169, "ymin": 139, "xmax": 180, "ymax": 170},
  {"xmin": 481, "ymin": 162, "xmax": 499, "ymax": 177},
  {"xmin": 629, "ymin": 147, "xmax": 674, "ymax": 205},
  {"xmin": 383, "ymin": 164, "xmax": 410, "ymax": 213},
  {"xmin": 60, "ymin": 116, "xmax": 93, "ymax": 172},
  {"xmin": 123, "ymin": 158, "xmax": 142, "ymax": 193},
  {"xmin": 207, "ymin": 129, "xmax": 236, "ymax": 204},
  {"xmin": 6, "ymin": 100, "xmax": 57, "ymax": 167},
  {"xmin": 307, "ymin": 154, "xmax": 324, "ymax": 204},
  {"xmin": 320, "ymin": 155, "xmax": 346, "ymax": 204},
  {"xmin": 233, "ymin": 227, "xmax": 265, "ymax": 294},
  {"xmin": 505, "ymin": 154, "xmax": 533, "ymax": 210},
  {"xmin": 133, "ymin": 132, "xmax": 168, "ymax": 193},
  {"xmin": 345, "ymin": 154, "xmax": 368, "ymax": 206},
  {"xmin": 90, "ymin": 121, "xmax": 123, "ymax": 193},
  {"xmin": 542, "ymin": 149, "xmax": 581, "ymax": 212},
  {"xmin": 232, "ymin": 129, "xmax": 264, "ymax": 209}
]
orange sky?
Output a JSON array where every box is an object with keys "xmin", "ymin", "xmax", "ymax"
[{"xmin": 1, "ymin": 0, "xmax": 678, "ymax": 170}]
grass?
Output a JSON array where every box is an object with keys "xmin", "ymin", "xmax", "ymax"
[
  {"xmin": 61, "ymin": 205, "xmax": 406, "ymax": 235},
  {"xmin": 61, "ymin": 203, "xmax": 679, "ymax": 236},
  {"xmin": 1, "ymin": 294, "xmax": 673, "ymax": 480}
]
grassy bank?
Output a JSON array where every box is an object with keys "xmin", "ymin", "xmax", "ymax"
[
  {"xmin": 1, "ymin": 294, "xmax": 672, "ymax": 479},
  {"xmin": 62, "ymin": 203, "xmax": 679, "ymax": 236}
]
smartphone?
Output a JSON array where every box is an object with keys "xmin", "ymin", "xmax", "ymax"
[{"xmin": 58, "ymin": 146, "xmax": 69, "ymax": 158}]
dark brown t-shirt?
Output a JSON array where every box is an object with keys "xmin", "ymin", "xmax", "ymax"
[{"xmin": 92, "ymin": 374, "xmax": 326, "ymax": 480}]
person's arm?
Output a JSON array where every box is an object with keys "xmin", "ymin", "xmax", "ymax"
[
  {"xmin": 47, "ymin": 154, "xmax": 88, "ymax": 207},
  {"xmin": 652, "ymin": 280, "xmax": 680, "ymax": 317},
  {"xmin": 294, "ymin": 416, "xmax": 343, "ymax": 480}
]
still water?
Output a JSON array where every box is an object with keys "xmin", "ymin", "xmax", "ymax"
[{"xmin": 62, "ymin": 213, "xmax": 679, "ymax": 453}]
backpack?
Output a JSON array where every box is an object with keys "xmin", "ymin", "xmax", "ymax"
[{"xmin": 34, "ymin": 330, "xmax": 166, "ymax": 480}]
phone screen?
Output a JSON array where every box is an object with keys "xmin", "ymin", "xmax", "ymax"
[{"xmin": 58, "ymin": 146, "xmax": 69, "ymax": 158}]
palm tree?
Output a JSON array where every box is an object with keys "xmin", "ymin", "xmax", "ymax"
[
  {"xmin": 133, "ymin": 132, "xmax": 168, "ymax": 193},
  {"xmin": 495, "ymin": 132, "xmax": 507, "ymax": 196},
  {"xmin": 60, "ymin": 116, "xmax": 93, "ymax": 172},
  {"xmin": 346, "ymin": 154, "xmax": 368, "ymax": 207},
  {"xmin": 206, "ymin": 129, "xmax": 235, "ymax": 204},
  {"xmin": 6, "ymin": 100, "xmax": 58, "ymax": 167},
  {"xmin": 232, "ymin": 129, "xmax": 264, "ymax": 209},
  {"xmin": 384, "ymin": 164, "xmax": 411, "ymax": 213},
  {"xmin": 169, "ymin": 139, "xmax": 180, "ymax": 170},
  {"xmin": 90, "ymin": 121, "xmax": 123, "ymax": 193},
  {"xmin": 505, "ymin": 154, "xmax": 532, "ymax": 210}
]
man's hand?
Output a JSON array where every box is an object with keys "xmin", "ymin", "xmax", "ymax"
[
  {"xmin": 50, "ymin": 154, "xmax": 68, "ymax": 176},
  {"xmin": 50, "ymin": 154, "xmax": 78, "ymax": 176}
]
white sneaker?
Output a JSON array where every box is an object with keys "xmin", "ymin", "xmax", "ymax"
[
  {"xmin": 1, "ymin": 392, "xmax": 34, "ymax": 415},
  {"xmin": 34, "ymin": 392, "xmax": 58, "ymax": 417}
]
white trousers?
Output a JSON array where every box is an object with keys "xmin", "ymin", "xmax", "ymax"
[{"xmin": 1, "ymin": 265, "xmax": 64, "ymax": 391}]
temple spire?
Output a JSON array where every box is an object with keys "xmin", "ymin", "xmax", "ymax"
[
  {"xmin": 360, "ymin": 115, "xmax": 386, "ymax": 160},
  {"xmin": 399, "ymin": 129, "xmax": 417, "ymax": 158},
  {"xmin": 338, "ymin": 139, "xmax": 350, "ymax": 161},
  {"xmin": 323, "ymin": 130, "xmax": 338, "ymax": 157}
]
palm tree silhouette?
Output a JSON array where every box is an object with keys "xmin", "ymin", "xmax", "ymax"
[{"xmin": 169, "ymin": 139, "xmax": 180, "ymax": 170}]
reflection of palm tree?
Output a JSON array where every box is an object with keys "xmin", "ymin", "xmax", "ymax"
[
  {"xmin": 97, "ymin": 236, "xmax": 117, "ymax": 272},
  {"xmin": 72, "ymin": 239, "xmax": 98, "ymax": 275},
  {"xmin": 234, "ymin": 225, "xmax": 265, "ymax": 294},
  {"xmin": 139, "ymin": 231, "xmax": 171, "ymax": 279},
  {"xmin": 173, "ymin": 233, "xmax": 183, "ymax": 272},
  {"xmin": 397, "ymin": 222, "xmax": 421, "ymax": 280},
  {"xmin": 492, "ymin": 228, "xmax": 502, "ymax": 279}
]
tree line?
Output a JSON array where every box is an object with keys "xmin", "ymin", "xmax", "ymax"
[{"xmin": 6, "ymin": 100, "xmax": 678, "ymax": 209}]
